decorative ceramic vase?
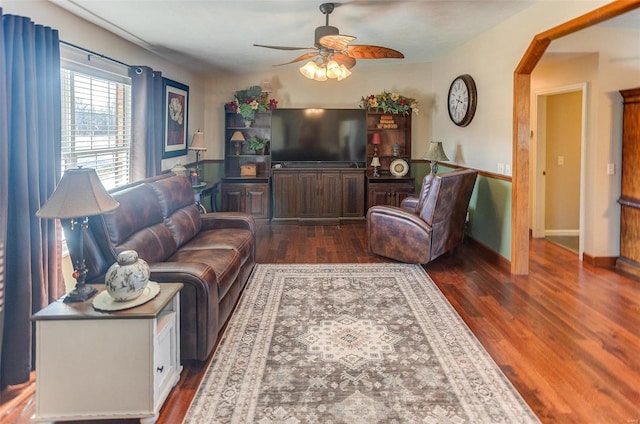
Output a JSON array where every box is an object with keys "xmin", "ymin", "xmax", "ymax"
[
  {"xmin": 243, "ymin": 120, "xmax": 252, "ymax": 128},
  {"xmin": 105, "ymin": 250, "xmax": 150, "ymax": 301}
]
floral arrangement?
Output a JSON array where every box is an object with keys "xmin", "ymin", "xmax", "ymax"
[
  {"xmin": 226, "ymin": 85, "xmax": 278, "ymax": 122},
  {"xmin": 359, "ymin": 91, "xmax": 418, "ymax": 115}
]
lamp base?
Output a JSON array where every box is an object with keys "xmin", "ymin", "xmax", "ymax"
[{"xmin": 64, "ymin": 283, "xmax": 98, "ymax": 303}]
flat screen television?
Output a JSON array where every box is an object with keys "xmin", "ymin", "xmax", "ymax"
[{"xmin": 270, "ymin": 108, "xmax": 367, "ymax": 165}]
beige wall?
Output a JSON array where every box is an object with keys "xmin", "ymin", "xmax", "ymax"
[{"xmin": 544, "ymin": 91, "xmax": 582, "ymax": 232}]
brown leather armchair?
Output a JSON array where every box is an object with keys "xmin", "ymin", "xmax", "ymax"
[{"xmin": 367, "ymin": 168, "xmax": 478, "ymax": 264}]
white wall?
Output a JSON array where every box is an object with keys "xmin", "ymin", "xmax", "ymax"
[{"xmin": 1, "ymin": 0, "xmax": 208, "ymax": 172}]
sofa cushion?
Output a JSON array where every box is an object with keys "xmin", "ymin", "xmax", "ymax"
[
  {"xmin": 150, "ymin": 175, "xmax": 202, "ymax": 247},
  {"xmin": 178, "ymin": 228, "xmax": 254, "ymax": 265},
  {"xmin": 167, "ymin": 248, "xmax": 241, "ymax": 301}
]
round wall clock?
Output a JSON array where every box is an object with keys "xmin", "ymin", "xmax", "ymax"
[{"xmin": 447, "ymin": 74, "xmax": 477, "ymax": 127}]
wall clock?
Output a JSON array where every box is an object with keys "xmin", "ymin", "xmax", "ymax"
[{"xmin": 447, "ymin": 74, "xmax": 477, "ymax": 127}]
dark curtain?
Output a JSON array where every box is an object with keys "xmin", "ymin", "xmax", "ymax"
[
  {"xmin": 0, "ymin": 10, "xmax": 65, "ymax": 388},
  {"xmin": 130, "ymin": 66, "xmax": 163, "ymax": 179}
]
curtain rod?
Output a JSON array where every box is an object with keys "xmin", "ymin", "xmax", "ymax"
[{"xmin": 60, "ymin": 40, "xmax": 130, "ymax": 68}]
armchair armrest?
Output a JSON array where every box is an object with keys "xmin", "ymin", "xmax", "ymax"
[
  {"xmin": 366, "ymin": 205, "xmax": 433, "ymax": 264},
  {"xmin": 400, "ymin": 195, "xmax": 419, "ymax": 212}
]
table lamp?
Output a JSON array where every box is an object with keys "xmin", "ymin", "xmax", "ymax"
[
  {"xmin": 231, "ymin": 131, "xmax": 245, "ymax": 156},
  {"xmin": 371, "ymin": 133, "xmax": 382, "ymax": 156},
  {"xmin": 423, "ymin": 141, "xmax": 450, "ymax": 174},
  {"xmin": 370, "ymin": 156, "xmax": 381, "ymax": 177},
  {"xmin": 37, "ymin": 167, "xmax": 119, "ymax": 302},
  {"xmin": 189, "ymin": 129, "xmax": 206, "ymax": 180}
]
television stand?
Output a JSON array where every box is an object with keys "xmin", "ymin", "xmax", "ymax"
[{"xmin": 272, "ymin": 168, "xmax": 365, "ymax": 223}]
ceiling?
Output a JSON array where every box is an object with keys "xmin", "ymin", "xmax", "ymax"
[{"xmin": 48, "ymin": 0, "xmax": 546, "ymax": 74}]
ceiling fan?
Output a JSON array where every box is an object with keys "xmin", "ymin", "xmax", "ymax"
[{"xmin": 254, "ymin": 2, "xmax": 404, "ymax": 80}]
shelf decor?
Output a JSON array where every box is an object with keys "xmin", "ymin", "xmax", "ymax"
[
  {"xmin": 247, "ymin": 135, "xmax": 269, "ymax": 155},
  {"xmin": 226, "ymin": 85, "xmax": 278, "ymax": 126},
  {"xmin": 359, "ymin": 91, "xmax": 418, "ymax": 116}
]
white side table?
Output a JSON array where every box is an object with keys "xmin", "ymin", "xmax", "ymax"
[{"xmin": 32, "ymin": 283, "xmax": 183, "ymax": 424}]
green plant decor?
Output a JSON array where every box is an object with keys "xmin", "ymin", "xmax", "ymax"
[
  {"xmin": 247, "ymin": 136, "xmax": 270, "ymax": 154},
  {"xmin": 359, "ymin": 91, "xmax": 418, "ymax": 115},
  {"xmin": 226, "ymin": 85, "xmax": 278, "ymax": 122}
]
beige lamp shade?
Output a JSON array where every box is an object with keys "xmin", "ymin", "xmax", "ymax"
[
  {"xmin": 230, "ymin": 131, "xmax": 246, "ymax": 142},
  {"xmin": 189, "ymin": 130, "xmax": 206, "ymax": 151},
  {"xmin": 37, "ymin": 167, "xmax": 119, "ymax": 219},
  {"xmin": 370, "ymin": 156, "xmax": 381, "ymax": 167},
  {"xmin": 423, "ymin": 141, "xmax": 449, "ymax": 162}
]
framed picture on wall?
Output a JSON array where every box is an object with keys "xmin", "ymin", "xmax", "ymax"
[{"xmin": 162, "ymin": 78, "xmax": 189, "ymax": 158}]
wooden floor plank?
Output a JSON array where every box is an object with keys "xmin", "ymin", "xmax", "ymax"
[{"xmin": 1, "ymin": 222, "xmax": 639, "ymax": 423}]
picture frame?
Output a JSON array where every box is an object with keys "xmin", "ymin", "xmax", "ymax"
[{"xmin": 162, "ymin": 78, "xmax": 189, "ymax": 158}]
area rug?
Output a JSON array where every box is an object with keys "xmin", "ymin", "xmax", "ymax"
[{"xmin": 184, "ymin": 264, "xmax": 540, "ymax": 423}]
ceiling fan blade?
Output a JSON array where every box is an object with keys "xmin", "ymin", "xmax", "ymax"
[
  {"xmin": 274, "ymin": 52, "xmax": 319, "ymax": 67},
  {"xmin": 254, "ymin": 44, "xmax": 316, "ymax": 51},
  {"xmin": 319, "ymin": 34, "xmax": 357, "ymax": 51},
  {"xmin": 346, "ymin": 45, "xmax": 404, "ymax": 59},
  {"xmin": 331, "ymin": 53, "xmax": 356, "ymax": 69}
]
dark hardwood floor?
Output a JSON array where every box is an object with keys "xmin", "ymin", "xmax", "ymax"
[{"xmin": 2, "ymin": 222, "xmax": 639, "ymax": 423}]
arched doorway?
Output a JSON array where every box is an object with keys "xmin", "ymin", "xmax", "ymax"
[{"xmin": 511, "ymin": 0, "xmax": 640, "ymax": 275}]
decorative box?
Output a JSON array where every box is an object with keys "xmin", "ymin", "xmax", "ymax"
[{"xmin": 240, "ymin": 163, "xmax": 257, "ymax": 176}]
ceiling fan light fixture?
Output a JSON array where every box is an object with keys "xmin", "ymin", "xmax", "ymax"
[
  {"xmin": 300, "ymin": 61, "xmax": 318, "ymax": 79},
  {"xmin": 313, "ymin": 66, "xmax": 328, "ymax": 81},
  {"xmin": 325, "ymin": 60, "xmax": 340, "ymax": 79},
  {"xmin": 337, "ymin": 64, "xmax": 352, "ymax": 81}
]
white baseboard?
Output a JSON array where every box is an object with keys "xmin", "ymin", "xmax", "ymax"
[{"xmin": 544, "ymin": 229, "xmax": 579, "ymax": 237}]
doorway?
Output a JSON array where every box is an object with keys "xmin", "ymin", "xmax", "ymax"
[{"xmin": 532, "ymin": 84, "xmax": 586, "ymax": 257}]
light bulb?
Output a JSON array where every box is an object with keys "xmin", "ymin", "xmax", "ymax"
[
  {"xmin": 300, "ymin": 61, "xmax": 318, "ymax": 79},
  {"xmin": 337, "ymin": 64, "xmax": 352, "ymax": 81},
  {"xmin": 314, "ymin": 66, "xmax": 327, "ymax": 81},
  {"xmin": 326, "ymin": 60, "xmax": 340, "ymax": 79}
]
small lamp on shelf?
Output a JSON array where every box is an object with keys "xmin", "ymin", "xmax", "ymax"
[
  {"xmin": 370, "ymin": 156, "xmax": 381, "ymax": 178},
  {"xmin": 189, "ymin": 129, "xmax": 206, "ymax": 182},
  {"xmin": 423, "ymin": 141, "xmax": 449, "ymax": 174},
  {"xmin": 230, "ymin": 131, "xmax": 245, "ymax": 156},
  {"xmin": 37, "ymin": 167, "xmax": 120, "ymax": 303},
  {"xmin": 371, "ymin": 133, "xmax": 382, "ymax": 156}
]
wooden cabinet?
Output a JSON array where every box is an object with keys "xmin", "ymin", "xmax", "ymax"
[
  {"xmin": 299, "ymin": 170, "xmax": 341, "ymax": 218},
  {"xmin": 32, "ymin": 284, "xmax": 182, "ymax": 424},
  {"xmin": 272, "ymin": 168, "xmax": 365, "ymax": 222},
  {"xmin": 222, "ymin": 109, "xmax": 271, "ymax": 219},
  {"xmin": 617, "ymin": 87, "xmax": 640, "ymax": 276},
  {"xmin": 221, "ymin": 181, "xmax": 270, "ymax": 219},
  {"xmin": 367, "ymin": 177, "xmax": 415, "ymax": 209},
  {"xmin": 366, "ymin": 111, "xmax": 412, "ymax": 177}
]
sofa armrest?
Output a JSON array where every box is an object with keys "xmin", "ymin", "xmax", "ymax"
[
  {"xmin": 148, "ymin": 262, "xmax": 220, "ymax": 360},
  {"xmin": 200, "ymin": 212, "xmax": 256, "ymax": 233}
]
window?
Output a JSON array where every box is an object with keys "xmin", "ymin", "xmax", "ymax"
[{"xmin": 60, "ymin": 51, "xmax": 132, "ymax": 190}]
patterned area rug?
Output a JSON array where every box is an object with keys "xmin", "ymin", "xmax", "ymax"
[{"xmin": 185, "ymin": 264, "xmax": 540, "ymax": 423}]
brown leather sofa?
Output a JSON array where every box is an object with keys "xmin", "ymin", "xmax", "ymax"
[
  {"xmin": 66, "ymin": 173, "xmax": 255, "ymax": 361},
  {"xmin": 367, "ymin": 168, "xmax": 478, "ymax": 264}
]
